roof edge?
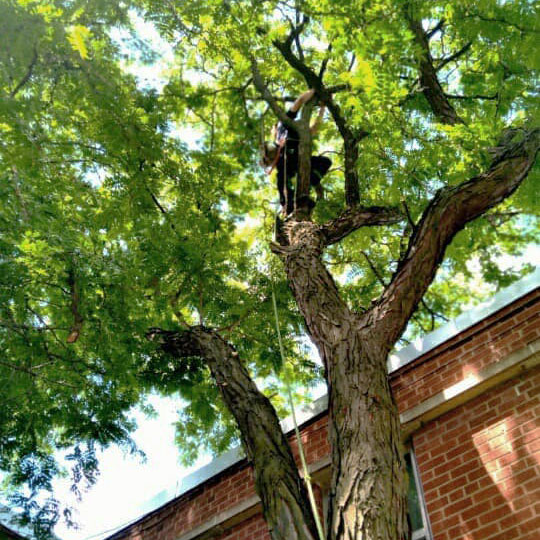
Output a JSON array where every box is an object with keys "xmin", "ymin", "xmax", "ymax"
[{"xmin": 387, "ymin": 267, "xmax": 540, "ymax": 373}]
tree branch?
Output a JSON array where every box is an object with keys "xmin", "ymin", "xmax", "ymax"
[
  {"xmin": 445, "ymin": 93, "xmax": 498, "ymax": 100},
  {"xmin": 426, "ymin": 19, "xmax": 445, "ymax": 39},
  {"xmin": 318, "ymin": 44, "xmax": 332, "ymax": 79},
  {"xmin": 321, "ymin": 206, "xmax": 403, "ymax": 246},
  {"xmin": 66, "ymin": 268, "xmax": 83, "ymax": 343},
  {"xmin": 272, "ymin": 30, "xmax": 367, "ymax": 206},
  {"xmin": 361, "ymin": 251, "xmax": 387, "ymax": 286},
  {"xmin": 10, "ymin": 46, "xmax": 38, "ymax": 98},
  {"xmin": 367, "ymin": 127, "xmax": 540, "ymax": 347},
  {"xmin": 404, "ymin": 3, "xmax": 463, "ymax": 125},
  {"xmin": 435, "ymin": 41, "xmax": 473, "ymax": 72},
  {"xmin": 146, "ymin": 326, "xmax": 319, "ymax": 540},
  {"xmin": 250, "ymin": 59, "xmax": 298, "ymax": 130}
]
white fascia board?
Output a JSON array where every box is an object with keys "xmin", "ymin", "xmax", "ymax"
[{"xmin": 387, "ymin": 267, "xmax": 540, "ymax": 373}]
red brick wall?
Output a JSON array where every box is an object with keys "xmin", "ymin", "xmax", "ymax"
[
  {"xmin": 413, "ymin": 366, "xmax": 540, "ymax": 540},
  {"xmin": 219, "ymin": 514, "xmax": 270, "ymax": 540},
  {"xmin": 391, "ymin": 289, "xmax": 540, "ymax": 413},
  {"xmin": 108, "ymin": 416, "xmax": 330, "ymax": 540},
  {"xmin": 108, "ymin": 288, "xmax": 539, "ymax": 540}
]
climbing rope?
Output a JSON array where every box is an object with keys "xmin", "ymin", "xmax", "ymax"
[{"xmin": 270, "ymin": 283, "xmax": 326, "ymax": 540}]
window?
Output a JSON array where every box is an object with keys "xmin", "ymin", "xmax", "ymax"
[{"xmin": 406, "ymin": 451, "xmax": 432, "ymax": 540}]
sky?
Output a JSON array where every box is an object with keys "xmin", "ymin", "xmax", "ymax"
[{"xmin": 52, "ymin": 395, "xmax": 211, "ymax": 540}]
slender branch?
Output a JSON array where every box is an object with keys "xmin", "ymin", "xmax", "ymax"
[
  {"xmin": 361, "ymin": 251, "xmax": 387, "ymax": 286},
  {"xmin": 11, "ymin": 167, "xmax": 29, "ymax": 222},
  {"xmin": 445, "ymin": 93, "xmax": 498, "ymax": 100},
  {"xmin": 402, "ymin": 200, "xmax": 417, "ymax": 232},
  {"xmin": 318, "ymin": 44, "xmax": 332, "ymax": 79},
  {"xmin": 435, "ymin": 41, "xmax": 473, "ymax": 72},
  {"xmin": 426, "ymin": 19, "xmax": 445, "ymax": 39},
  {"xmin": 10, "ymin": 46, "xmax": 38, "ymax": 98},
  {"xmin": 347, "ymin": 53, "xmax": 356, "ymax": 72},
  {"xmin": 0, "ymin": 359, "xmax": 77, "ymax": 388},
  {"xmin": 463, "ymin": 13, "xmax": 540, "ymax": 34},
  {"xmin": 367, "ymin": 127, "xmax": 540, "ymax": 347},
  {"xmin": 66, "ymin": 268, "xmax": 84, "ymax": 343},
  {"xmin": 250, "ymin": 59, "xmax": 298, "ymax": 129},
  {"xmin": 420, "ymin": 298, "xmax": 449, "ymax": 327}
]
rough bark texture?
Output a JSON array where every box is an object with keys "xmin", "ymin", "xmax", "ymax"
[
  {"xmin": 149, "ymin": 327, "xmax": 319, "ymax": 540},
  {"xmin": 321, "ymin": 206, "xmax": 403, "ymax": 246},
  {"xmin": 146, "ymin": 13, "xmax": 540, "ymax": 536},
  {"xmin": 297, "ymin": 101, "xmax": 315, "ymax": 217},
  {"xmin": 370, "ymin": 129, "xmax": 540, "ymax": 347},
  {"xmin": 266, "ymin": 125, "xmax": 539, "ymax": 539},
  {"xmin": 148, "ymin": 126, "xmax": 538, "ymax": 540}
]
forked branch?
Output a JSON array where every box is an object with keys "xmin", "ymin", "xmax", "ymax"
[{"xmin": 272, "ymin": 24, "xmax": 367, "ymax": 206}]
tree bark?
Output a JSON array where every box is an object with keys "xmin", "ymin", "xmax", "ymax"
[
  {"xmin": 404, "ymin": 4, "xmax": 463, "ymax": 125},
  {"xmin": 270, "ymin": 127, "xmax": 538, "ymax": 538},
  {"xmin": 273, "ymin": 28, "xmax": 368, "ymax": 207},
  {"xmin": 370, "ymin": 128, "xmax": 540, "ymax": 348}
]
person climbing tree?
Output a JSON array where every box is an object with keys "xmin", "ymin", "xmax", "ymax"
[{"xmin": 261, "ymin": 89, "xmax": 331, "ymax": 215}]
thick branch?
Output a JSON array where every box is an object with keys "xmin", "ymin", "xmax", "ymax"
[
  {"xmin": 404, "ymin": 5, "xmax": 463, "ymax": 125},
  {"xmin": 368, "ymin": 128, "xmax": 539, "ymax": 347},
  {"xmin": 271, "ymin": 221, "xmax": 357, "ymax": 359},
  {"xmin": 321, "ymin": 206, "xmax": 403, "ymax": 246},
  {"xmin": 147, "ymin": 326, "xmax": 319, "ymax": 540}
]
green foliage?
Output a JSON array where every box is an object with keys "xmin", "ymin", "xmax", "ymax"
[{"xmin": 0, "ymin": 0, "xmax": 537, "ymax": 536}]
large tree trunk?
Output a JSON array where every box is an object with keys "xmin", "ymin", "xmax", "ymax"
[
  {"xmin": 326, "ymin": 342, "xmax": 407, "ymax": 540},
  {"xmin": 272, "ymin": 221, "xmax": 408, "ymax": 540},
  {"xmin": 152, "ymin": 127, "xmax": 538, "ymax": 539}
]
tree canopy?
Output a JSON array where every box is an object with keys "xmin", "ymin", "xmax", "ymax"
[{"xmin": 0, "ymin": 0, "xmax": 538, "ymax": 538}]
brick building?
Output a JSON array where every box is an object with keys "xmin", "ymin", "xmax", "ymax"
[{"xmin": 106, "ymin": 269, "xmax": 540, "ymax": 540}]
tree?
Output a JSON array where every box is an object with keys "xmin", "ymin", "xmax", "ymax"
[{"xmin": 0, "ymin": 0, "xmax": 538, "ymax": 538}]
